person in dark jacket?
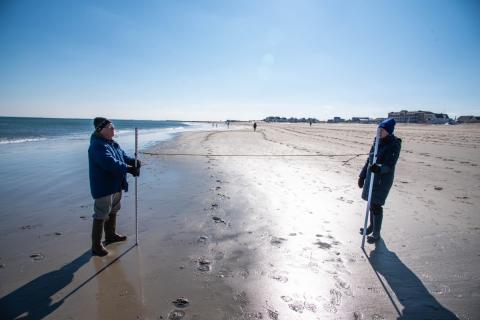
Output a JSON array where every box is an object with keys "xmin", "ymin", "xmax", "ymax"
[
  {"xmin": 358, "ymin": 118, "xmax": 401, "ymax": 244},
  {"xmin": 88, "ymin": 117, "xmax": 141, "ymax": 256}
]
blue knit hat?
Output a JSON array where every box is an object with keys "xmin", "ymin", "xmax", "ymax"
[{"xmin": 379, "ymin": 118, "xmax": 395, "ymax": 135}]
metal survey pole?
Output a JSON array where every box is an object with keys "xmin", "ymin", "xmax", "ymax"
[
  {"xmin": 135, "ymin": 127, "xmax": 138, "ymax": 246},
  {"xmin": 361, "ymin": 127, "xmax": 381, "ymax": 248}
]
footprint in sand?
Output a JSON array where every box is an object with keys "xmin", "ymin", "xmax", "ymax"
[
  {"xmin": 270, "ymin": 237, "xmax": 287, "ymax": 247},
  {"xmin": 212, "ymin": 216, "xmax": 226, "ymax": 224},
  {"xmin": 197, "ymin": 236, "xmax": 208, "ymax": 244},
  {"xmin": 329, "ymin": 288, "xmax": 342, "ymax": 306},
  {"xmin": 172, "ymin": 297, "xmax": 190, "ymax": 308},
  {"xmin": 245, "ymin": 312, "xmax": 263, "ymax": 319},
  {"xmin": 288, "ymin": 301, "xmax": 305, "ymax": 313},
  {"xmin": 323, "ymin": 289, "xmax": 342, "ymax": 313},
  {"xmin": 323, "ymin": 303, "xmax": 337, "ymax": 313},
  {"xmin": 167, "ymin": 310, "xmax": 185, "ymax": 320},
  {"xmin": 30, "ymin": 253, "xmax": 45, "ymax": 261},
  {"xmin": 213, "ymin": 250, "xmax": 224, "ymax": 261},
  {"xmin": 265, "ymin": 304, "xmax": 279, "ymax": 320},
  {"xmin": 238, "ymin": 269, "xmax": 249, "ymax": 279},
  {"xmin": 314, "ymin": 240, "xmax": 332, "ymax": 249},
  {"xmin": 334, "ymin": 276, "xmax": 353, "ymax": 296},
  {"xmin": 305, "ymin": 302, "xmax": 318, "ymax": 313},
  {"xmin": 197, "ymin": 258, "xmax": 212, "ymax": 272},
  {"xmin": 337, "ymin": 196, "xmax": 354, "ymax": 204},
  {"xmin": 233, "ymin": 291, "xmax": 248, "ymax": 307},
  {"xmin": 269, "ymin": 272, "xmax": 288, "ymax": 283}
]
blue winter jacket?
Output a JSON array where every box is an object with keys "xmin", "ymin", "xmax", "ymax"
[
  {"xmin": 88, "ymin": 132, "xmax": 135, "ymax": 199},
  {"xmin": 360, "ymin": 134, "xmax": 402, "ymax": 206}
]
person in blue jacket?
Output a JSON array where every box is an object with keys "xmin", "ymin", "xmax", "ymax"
[
  {"xmin": 88, "ymin": 117, "xmax": 141, "ymax": 256},
  {"xmin": 358, "ymin": 118, "xmax": 401, "ymax": 244}
]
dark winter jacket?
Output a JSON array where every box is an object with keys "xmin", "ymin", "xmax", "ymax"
[
  {"xmin": 88, "ymin": 132, "xmax": 135, "ymax": 199},
  {"xmin": 360, "ymin": 134, "xmax": 402, "ymax": 206}
]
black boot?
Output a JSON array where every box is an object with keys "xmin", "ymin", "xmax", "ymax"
[
  {"xmin": 367, "ymin": 212, "xmax": 383, "ymax": 244},
  {"xmin": 104, "ymin": 213, "xmax": 127, "ymax": 245},
  {"xmin": 92, "ymin": 219, "xmax": 108, "ymax": 256}
]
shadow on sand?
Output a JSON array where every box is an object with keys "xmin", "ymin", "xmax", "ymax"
[
  {"xmin": 366, "ymin": 239, "xmax": 458, "ymax": 320},
  {"xmin": 0, "ymin": 245, "xmax": 136, "ymax": 319},
  {"xmin": 0, "ymin": 250, "xmax": 91, "ymax": 319}
]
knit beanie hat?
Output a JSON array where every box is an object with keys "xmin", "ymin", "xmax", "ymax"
[
  {"xmin": 378, "ymin": 118, "xmax": 395, "ymax": 135},
  {"xmin": 93, "ymin": 117, "xmax": 112, "ymax": 132}
]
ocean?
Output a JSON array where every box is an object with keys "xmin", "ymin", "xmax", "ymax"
[
  {"xmin": 0, "ymin": 117, "xmax": 192, "ymax": 146},
  {"xmin": 0, "ymin": 117, "xmax": 212, "ymax": 224}
]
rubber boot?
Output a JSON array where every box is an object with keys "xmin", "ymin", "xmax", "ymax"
[
  {"xmin": 92, "ymin": 219, "xmax": 108, "ymax": 256},
  {"xmin": 359, "ymin": 212, "xmax": 374, "ymax": 235},
  {"xmin": 367, "ymin": 212, "xmax": 383, "ymax": 244},
  {"xmin": 104, "ymin": 213, "xmax": 127, "ymax": 245}
]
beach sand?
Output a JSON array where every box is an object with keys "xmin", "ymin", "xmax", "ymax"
[{"xmin": 0, "ymin": 123, "xmax": 479, "ymax": 319}]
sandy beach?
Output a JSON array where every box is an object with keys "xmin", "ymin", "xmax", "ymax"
[{"xmin": 1, "ymin": 122, "xmax": 479, "ymax": 319}]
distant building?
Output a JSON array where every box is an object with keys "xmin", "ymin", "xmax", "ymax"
[
  {"xmin": 430, "ymin": 113, "xmax": 451, "ymax": 124},
  {"xmin": 263, "ymin": 116, "xmax": 319, "ymax": 123},
  {"xmin": 457, "ymin": 116, "xmax": 480, "ymax": 124},
  {"xmin": 351, "ymin": 117, "xmax": 371, "ymax": 123},
  {"xmin": 388, "ymin": 110, "xmax": 450, "ymax": 124},
  {"xmin": 327, "ymin": 116, "xmax": 346, "ymax": 123}
]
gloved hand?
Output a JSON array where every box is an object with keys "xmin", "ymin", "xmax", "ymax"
[
  {"xmin": 127, "ymin": 165, "xmax": 140, "ymax": 177},
  {"xmin": 135, "ymin": 159, "xmax": 141, "ymax": 169},
  {"xmin": 369, "ymin": 163, "xmax": 381, "ymax": 173},
  {"xmin": 358, "ymin": 177, "xmax": 365, "ymax": 188}
]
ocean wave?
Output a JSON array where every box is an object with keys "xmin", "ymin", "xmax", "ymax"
[{"xmin": 0, "ymin": 137, "xmax": 48, "ymax": 144}]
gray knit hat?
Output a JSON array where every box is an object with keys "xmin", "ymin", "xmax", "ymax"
[{"xmin": 93, "ymin": 117, "xmax": 111, "ymax": 132}]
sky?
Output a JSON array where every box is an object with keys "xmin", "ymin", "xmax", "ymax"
[{"xmin": 0, "ymin": 0, "xmax": 479, "ymax": 121}]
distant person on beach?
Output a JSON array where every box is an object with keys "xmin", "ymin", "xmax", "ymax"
[
  {"xmin": 253, "ymin": 122, "xmax": 257, "ymax": 132},
  {"xmin": 358, "ymin": 118, "xmax": 401, "ymax": 244},
  {"xmin": 88, "ymin": 117, "xmax": 141, "ymax": 256}
]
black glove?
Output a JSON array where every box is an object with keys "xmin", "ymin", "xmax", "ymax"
[
  {"xmin": 127, "ymin": 165, "xmax": 140, "ymax": 177},
  {"xmin": 358, "ymin": 177, "xmax": 365, "ymax": 189},
  {"xmin": 369, "ymin": 163, "xmax": 381, "ymax": 173},
  {"xmin": 135, "ymin": 159, "xmax": 141, "ymax": 169}
]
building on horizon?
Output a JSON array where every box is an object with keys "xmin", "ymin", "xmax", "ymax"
[
  {"xmin": 457, "ymin": 116, "xmax": 480, "ymax": 124},
  {"xmin": 388, "ymin": 110, "xmax": 450, "ymax": 124},
  {"xmin": 264, "ymin": 116, "xmax": 319, "ymax": 123},
  {"xmin": 350, "ymin": 117, "xmax": 384, "ymax": 124},
  {"xmin": 327, "ymin": 116, "xmax": 346, "ymax": 123}
]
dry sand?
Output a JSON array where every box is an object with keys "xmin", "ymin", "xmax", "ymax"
[{"xmin": 0, "ymin": 122, "xmax": 479, "ymax": 319}]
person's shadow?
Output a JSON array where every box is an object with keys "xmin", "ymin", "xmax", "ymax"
[
  {"xmin": 368, "ymin": 239, "xmax": 458, "ymax": 320},
  {"xmin": 0, "ymin": 250, "xmax": 91, "ymax": 319}
]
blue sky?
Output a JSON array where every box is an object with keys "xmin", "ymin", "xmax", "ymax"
[{"xmin": 0, "ymin": 0, "xmax": 479, "ymax": 121}]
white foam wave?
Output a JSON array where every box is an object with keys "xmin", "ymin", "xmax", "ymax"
[{"xmin": 0, "ymin": 137, "xmax": 48, "ymax": 144}]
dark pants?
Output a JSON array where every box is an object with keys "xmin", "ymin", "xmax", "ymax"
[
  {"xmin": 370, "ymin": 203, "xmax": 383, "ymax": 216},
  {"xmin": 370, "ymin": 203, "xmax": 383, "ymax": 238}
]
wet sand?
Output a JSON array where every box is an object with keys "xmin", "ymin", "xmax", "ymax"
[{"xmin": 1, "ymin": 123, "xmax": 479, "ymax": 319}]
